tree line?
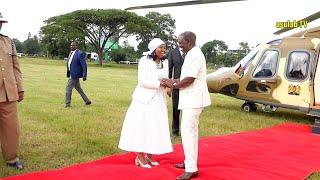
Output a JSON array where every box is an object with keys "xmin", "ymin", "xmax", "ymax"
[
  {"xmin": 13, "ymin": 33, "xmax": 41, "ymax": 56},
  {"xmin": 14, "ymin": 9, "xmax": 251, "ymax": 67}
]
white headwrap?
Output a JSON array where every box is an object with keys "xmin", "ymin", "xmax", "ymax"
[{"xmin": 143, "ymin": 38, "xmax": 165, "ymax": 56}]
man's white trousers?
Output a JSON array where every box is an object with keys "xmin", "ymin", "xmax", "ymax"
[{"xmin": 181, "ymin": 108, "xmax": 203, "ymax": 173}]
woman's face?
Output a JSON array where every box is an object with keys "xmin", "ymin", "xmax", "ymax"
[{"xmin": 155, "ymin": 44, "xmax": 166, "ymax": 59}]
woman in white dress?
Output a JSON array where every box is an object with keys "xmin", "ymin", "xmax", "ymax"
[{"xmin": 118, "ymin": 38, "xmax": 173, "ymax": 168}]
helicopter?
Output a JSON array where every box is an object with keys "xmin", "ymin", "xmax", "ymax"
[
  {"xmin": 206, "ymin": 25, "xmax": 320, "ymax": 116},
  {"xmin": 126, "ymin": 1, "xmax": 320, "ymax": 117}
]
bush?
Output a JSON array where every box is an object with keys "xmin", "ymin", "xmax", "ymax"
[{"xmin": 109, "ymin": 49, "xmax": 127, "ymax": 63}]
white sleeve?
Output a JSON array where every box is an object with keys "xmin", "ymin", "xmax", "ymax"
[{"xmin": 137, "ymin": 57, "xmax": 160, "ymax": 89}]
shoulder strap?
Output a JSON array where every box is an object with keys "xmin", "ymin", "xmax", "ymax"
[
  {"xmin": 9, "ymin": 38, "xmax": 15, "ymax": 54},
  {"xmin": 11, "ymin": 39, "xmax": 14, "ymax": 54},
  {"xmin": 9, "ymin": 38, "xmax": 16, "ymax": 60}
]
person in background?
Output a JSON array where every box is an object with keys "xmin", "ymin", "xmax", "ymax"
[
  {"xmin": 0, "ymin": 13, "xmax": 24, "ymax": 170},
  {"xmin": 167, "ymin": 35, "xmax": 185, "ymax": 137},
  {"xmin": 65, "ymin": 42, "xmax": 91, "ymax": 108}
]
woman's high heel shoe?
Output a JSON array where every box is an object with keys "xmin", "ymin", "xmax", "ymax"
[
  {"xmin": 145, "ymin": 155, "xmax": 159, "ymax": 166},
  {"xmin": 135, "ymin": 156, "xmax": 151, "ymax": 168}
]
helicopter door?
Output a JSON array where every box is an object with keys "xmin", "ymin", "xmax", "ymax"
[
  {"xmin": 278, "ymin": 50, "xmax": 312, "ymax": 108},
  {"xmin": 244, "ymin": 49, "xmax": 280, "ymax": 102},
  {"xmin": 314, "ymin": 49, "xmax": 320, "ymax": 106}
]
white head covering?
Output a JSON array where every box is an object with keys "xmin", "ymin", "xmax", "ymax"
[
  {"xmin": 0, "ymin": 13, "xmax": 8, "ymax": 23},
  {"xmin": 143, "ymin": 38, "xmax": 165, "ymax": 56}
]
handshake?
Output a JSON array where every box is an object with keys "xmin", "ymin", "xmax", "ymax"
[
  {"xmin": 160, "ymin": 78, "xmax": 177, "ymax": 88},
  {"xmin": 160, "ymin": 78, "xmax": 178, "ymax": 97}
]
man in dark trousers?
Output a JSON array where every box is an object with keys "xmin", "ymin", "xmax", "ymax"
[
  {"xmin": 65, "ymin": 42, "xmax": 91, "ymax": 108},
  {"xmin": 168, "ymin": 35, "xmax": 184, "ymax": 136}
]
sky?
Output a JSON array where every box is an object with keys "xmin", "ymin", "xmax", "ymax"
[{"xmin": 1, "ymin": 0, "xmax": 320, "ymax": 49}]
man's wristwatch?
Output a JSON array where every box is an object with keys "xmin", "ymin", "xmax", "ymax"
[{"xmin": 173, "ymin": 82, "xmax": 177, "ymax": 89}]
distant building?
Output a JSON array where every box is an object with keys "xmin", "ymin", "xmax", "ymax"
[{"xmin": 86, "ymin": 52, "xmax": 99, "ymax": 61}]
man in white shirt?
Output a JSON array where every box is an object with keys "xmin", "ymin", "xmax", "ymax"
[{"xmin": 163, "ymin": 31, "xmax": 211, "ymax": 180}]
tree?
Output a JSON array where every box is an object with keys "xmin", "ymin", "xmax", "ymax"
[
  {"xmin": 109, "ymin": 43, "xmax": 139, "ymax": 63},
  {"xmin": 121, "ymin": 40, "xmax": 139, "ymax": 61},
  {"xmin": 27, "ymin": 32, "xmax": 31, "ymax": 39},
  {"xmin": 238, "ymin": 42, "xmax": 250, "ymax": 60},
  {"xmin": 137, "ymin": 12, "xmax": 176, "ymax": 55},
  {"xmin": 23, "ymin": 35, "xmax": 41, "ymax": 55},
  {"xmin": 41, "ymin": 9, "xmax": 155, "ymax": 66},
  {"xmin": 223, "ymin": 53, "xmax": 238, "ymax": 67},
  {"xmin": 41, "ymin": 18, "xmax": 86, "ymax": 59},
  {"xmin": 12, "ymin": 38, "xmax": 24, "ymax": 53},
  {"xmin": 109, "ymin": 48, "xmax": 127, "ymax": 63},
  {"xmin": 201, "ymin": 40, "xmax": 228, "ymax": 65}
]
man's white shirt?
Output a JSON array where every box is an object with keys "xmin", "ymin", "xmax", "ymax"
[
  {"xmin": 68, "ymin": 49, "xmax": 77, "ymax": 71},
  {"xmin": 178, "ymin": 46, "xmax": 211, "ymax": 109},
  {"xmin": 179, "ymin": 48, "xmax": 184, "ymax": 56}
]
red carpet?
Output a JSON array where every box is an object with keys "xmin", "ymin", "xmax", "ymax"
[{"xmin": 4, "ymin": 123, "xmax": 320, "ymax": 180}]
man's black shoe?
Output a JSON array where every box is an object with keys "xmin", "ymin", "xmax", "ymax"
[
  {"xmin": 86, "ymin": 101, "xmax": 92, "ymax": 105},
  {"xmin": 176, "ymin": 172, "xmax": 198, "ymax": 180},
  {"xmin": 174, "ymin": 163, "xmax": 185, "ymax": 169},
  {"xmin": 65, "ymin": 104, "xmax": 71, "ymax": 108},
  {"xmin": 7, "ymin": 160, "xmax": 23, "ymax": 170}
]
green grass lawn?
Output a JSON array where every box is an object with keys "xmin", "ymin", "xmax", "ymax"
[{"xmin": 0, "ymin": 58, "xmax": 318, "ymax": 178}]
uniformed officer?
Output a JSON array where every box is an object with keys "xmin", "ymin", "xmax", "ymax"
[{"xmin": 0, "ymin": 13, "xmax": 24, "ymax": 170}]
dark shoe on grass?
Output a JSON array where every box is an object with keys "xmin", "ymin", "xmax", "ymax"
[{"xmin": 7, "ymin": 160, "xmax": 23, "ymax": 170}]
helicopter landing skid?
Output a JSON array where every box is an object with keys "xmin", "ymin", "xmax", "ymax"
[
  {"xmin": 241, "ymin": 102, "xmax": 257, "ymax": 112},
  {"xmin": 262, "ymin": 105, "xmax": 278, "ymax": 112}
]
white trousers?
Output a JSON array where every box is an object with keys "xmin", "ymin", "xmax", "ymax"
[{"xmin": 181, "ymin": 108, "xmax": 203, "ymax": 173}]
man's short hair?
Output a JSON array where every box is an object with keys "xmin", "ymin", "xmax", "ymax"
[
  {"xmin": 71, "ymin": 41, "xmax": 78, "ymax": 46},
  {"xmin": 181, "ymin": 31, "xmax": 196, "ymax": 45}
]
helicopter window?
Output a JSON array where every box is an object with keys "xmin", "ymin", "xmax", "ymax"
[
  {"xmin": 253, "ymin": 50, "xmax": 279, "ymax": 78},
  {"xmin": 234, "ymin": 48, "xmax": 258, "ymax": 70},
  {"xmin": 267, "ymin": 39, "xmax": 282, "ymax": 45},
  {"xmin": 286, "ymin": 51, "xmax": 310, "ymax": 81}
]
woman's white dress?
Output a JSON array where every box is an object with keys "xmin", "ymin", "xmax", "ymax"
[{"xmin": 118, "ymin": 57, "xmax": 173, "ymax": 154}]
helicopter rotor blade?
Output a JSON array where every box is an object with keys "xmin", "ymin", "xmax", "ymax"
[
  {"xmin": 125, "ymin": 0, "xmax": 247, "ymax": 10},
  {"xmin": 274, "ymin": 11, "xmax": 320, "ymax": 35}
]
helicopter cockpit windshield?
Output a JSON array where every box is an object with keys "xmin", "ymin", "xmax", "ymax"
[{"xmin": 234, "ymin": 47, "xmax": 259, "ymax": 77}]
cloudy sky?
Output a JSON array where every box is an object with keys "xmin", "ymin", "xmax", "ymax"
[{"xmin": 1, "ymin": 0, "xmax": 319, "ymax": 49}]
